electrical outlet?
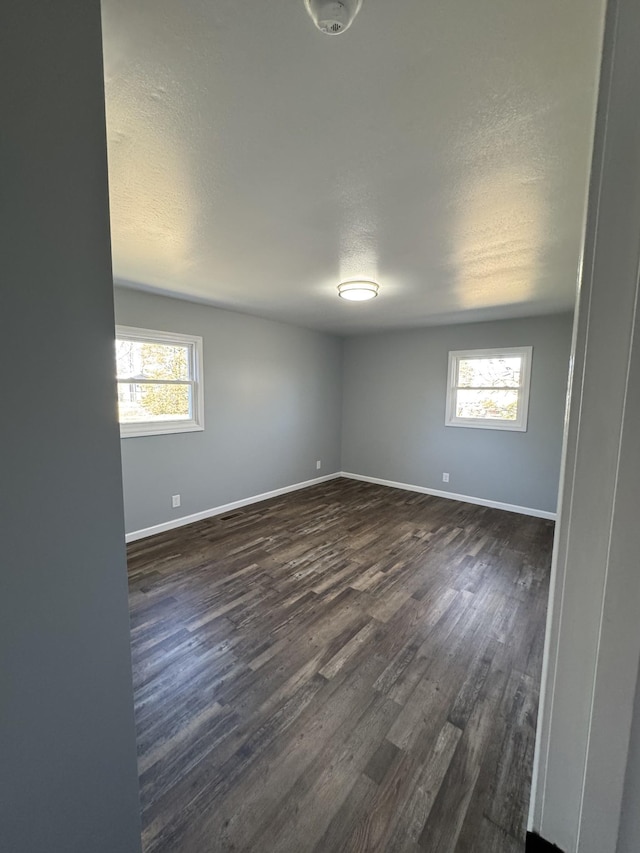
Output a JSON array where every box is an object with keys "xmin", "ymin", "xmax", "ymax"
[
  {"xmin": 172, "ymin": 494, "xmax": 181, "ymax": 508},
  {"xmin": 442, "ymin": 473, "xmax": 449, "ymax": 483},
  {"xmin": 316, "ymin": 460, "xmax": 322, "ymax": 470}
]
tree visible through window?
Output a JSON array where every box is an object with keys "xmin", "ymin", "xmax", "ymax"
[
  {"xmin": 445, "ymin": 347, "xmax": 532, "ymax": 431},
  {"xmin": 115, "ymin": 326, "xmax": 204, "ymax": 437}
]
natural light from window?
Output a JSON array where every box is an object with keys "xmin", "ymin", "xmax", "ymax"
[
  {"xmin": 115, "ymin": 326, "xmax": 204, "ymax": 437},
  {"xmin": 445, "ymin": 346, "xmax": 532, "ymax": 431}
]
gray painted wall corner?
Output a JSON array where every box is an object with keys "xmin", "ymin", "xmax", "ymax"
[
  {"xmin": 340, "ymin": 314, "xmax": 573, "ymax": 515},
  {"xmin": 2, "ymin": 3, "xmax": 141, "ymax": 851},
  {"xmin": 115, "ymin": 287, "xmax": 344, "ymax": 535}
]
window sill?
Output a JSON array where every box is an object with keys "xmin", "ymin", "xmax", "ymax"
[
  {"xmin": 120, "ymin": 421, "xmax": 204, "ymax": 439},
  {"xmin": 445, "ymin": 418, "xmax": 527, "ymax": 432}
]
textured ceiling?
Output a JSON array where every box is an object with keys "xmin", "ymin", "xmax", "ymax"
[{"xmin": 102, "ymin": 0, "xmax": 605, "ymax": 334}]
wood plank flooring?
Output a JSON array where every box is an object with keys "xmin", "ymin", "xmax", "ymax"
[{"xmin": 127, "ymin": 478, "xmax": 553, "ymax": 853}]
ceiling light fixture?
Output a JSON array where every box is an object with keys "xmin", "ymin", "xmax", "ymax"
[
  {"xmin": 304, "ymin": 0, "xmax": 363, "ymax": 35},
  {"xmin": 337, "ymin": 280, "xmax": 379, "ymax": 301}
]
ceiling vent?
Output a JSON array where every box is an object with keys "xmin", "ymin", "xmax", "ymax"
[{"xmin": 304, "ymin": 0, "xmax": 363, "ymax": 35}]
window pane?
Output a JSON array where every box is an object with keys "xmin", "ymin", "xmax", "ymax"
[
  {"xmin": 116, "ymin": 339, "xmax": 190, "ymax": 381},
  {"xmin": 455, "ymin": 388, "xmax": 519, "ymax": 420},
  {"xmin": 117, "ymin": 382, "xmax": 192, "ymax": 422},
  {"xmin": 458, "ymin": 357, "xmax": 522, "ymax": 388}
]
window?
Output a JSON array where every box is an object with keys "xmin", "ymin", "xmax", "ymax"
[
  {"xmin": 115, "ymin": 326, "xmax": 204, "ymax": 438},
  {"xmin": 445, "ymin": 346, "xmax": 532, "ymax": 431}
]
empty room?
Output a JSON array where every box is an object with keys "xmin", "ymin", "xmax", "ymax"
[
  {"xmin": 103, "ymin": 0, "xmax": 594, "ymax": 848},
  {"xmin": 5, "ymin": 2, "xmax": 640, "ymax": 853}
]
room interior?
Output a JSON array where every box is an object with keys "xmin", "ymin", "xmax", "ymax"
[
  {"xmin": 101, "ymin": 0, "xmax": 597, "ymax": 546},
  {"xmin": 103, "ymin": 3, "xmax": 586, "ymax": 847},
  {"xmin": 3, "ymin": 1, "xmax": 640, "ymax": 853}
]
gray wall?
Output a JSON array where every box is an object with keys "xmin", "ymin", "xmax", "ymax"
[
  {"xmin": 530, "ymin": 0, "xmax": 640, "ymax": 848},
  {"xmin": 341, "ymin": 314, "xmax": 573, "ymax": 514},
  {"xmin": 1, "ymin": 3, "xmax": 141, "ymax": 853},
  {"xmin": 114, "ymin": 287, "xmax": 343, "ymax": 534},
  {"xmin": 618, "ymin": 658, "xmax": 640, "ymax": 852}
]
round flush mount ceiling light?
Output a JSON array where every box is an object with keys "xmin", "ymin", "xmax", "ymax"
[
  {"xmin": 337, "ymin": 280, "xmax": 379, "ymax": 301},
  {"xmin": 304, "ymin": 0, "xmax": 363, "ymax": 35}
]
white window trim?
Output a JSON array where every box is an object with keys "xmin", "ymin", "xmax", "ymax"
[
  {"xmin": 115, "ymin": 325, "xmax": 205, "ymax": 438},
  {"xmin": 445, "ymin": 346, "xmax": 532, "ymax": 432}
]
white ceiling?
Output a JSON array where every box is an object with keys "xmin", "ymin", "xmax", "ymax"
[{"xmin": 101, "ymin": 0, "xmax": 605, "ymax": 334}]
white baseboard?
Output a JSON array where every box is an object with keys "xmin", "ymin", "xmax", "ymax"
[
  {"xmin": 125, "ymin": 472, "xmax": 342, "ymax": 542},
  {"xmin": 126, "ymin": 469, "xmax": 556, "ymax": 542},
  {"xmin": 340, "ymin": 471, "xmax": 557, "ymax": 520}
]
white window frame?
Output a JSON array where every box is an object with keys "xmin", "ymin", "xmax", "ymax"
[
  {"xmin": 445, "ymin": 346, "xmax": 532, "ymax": 432},
  {"xmin": 115, "ymin": 325, "xmax": 204, "ymax": 438}
]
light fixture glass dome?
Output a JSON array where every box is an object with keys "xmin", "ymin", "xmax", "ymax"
[{"xmin": 337, "ymin": 280, "xmax": 379, "ymax": 301}]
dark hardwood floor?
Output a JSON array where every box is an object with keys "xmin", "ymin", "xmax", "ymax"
[{"xmin": 127, "ymin": 478, "xmax": 553, "ymax": 853}]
